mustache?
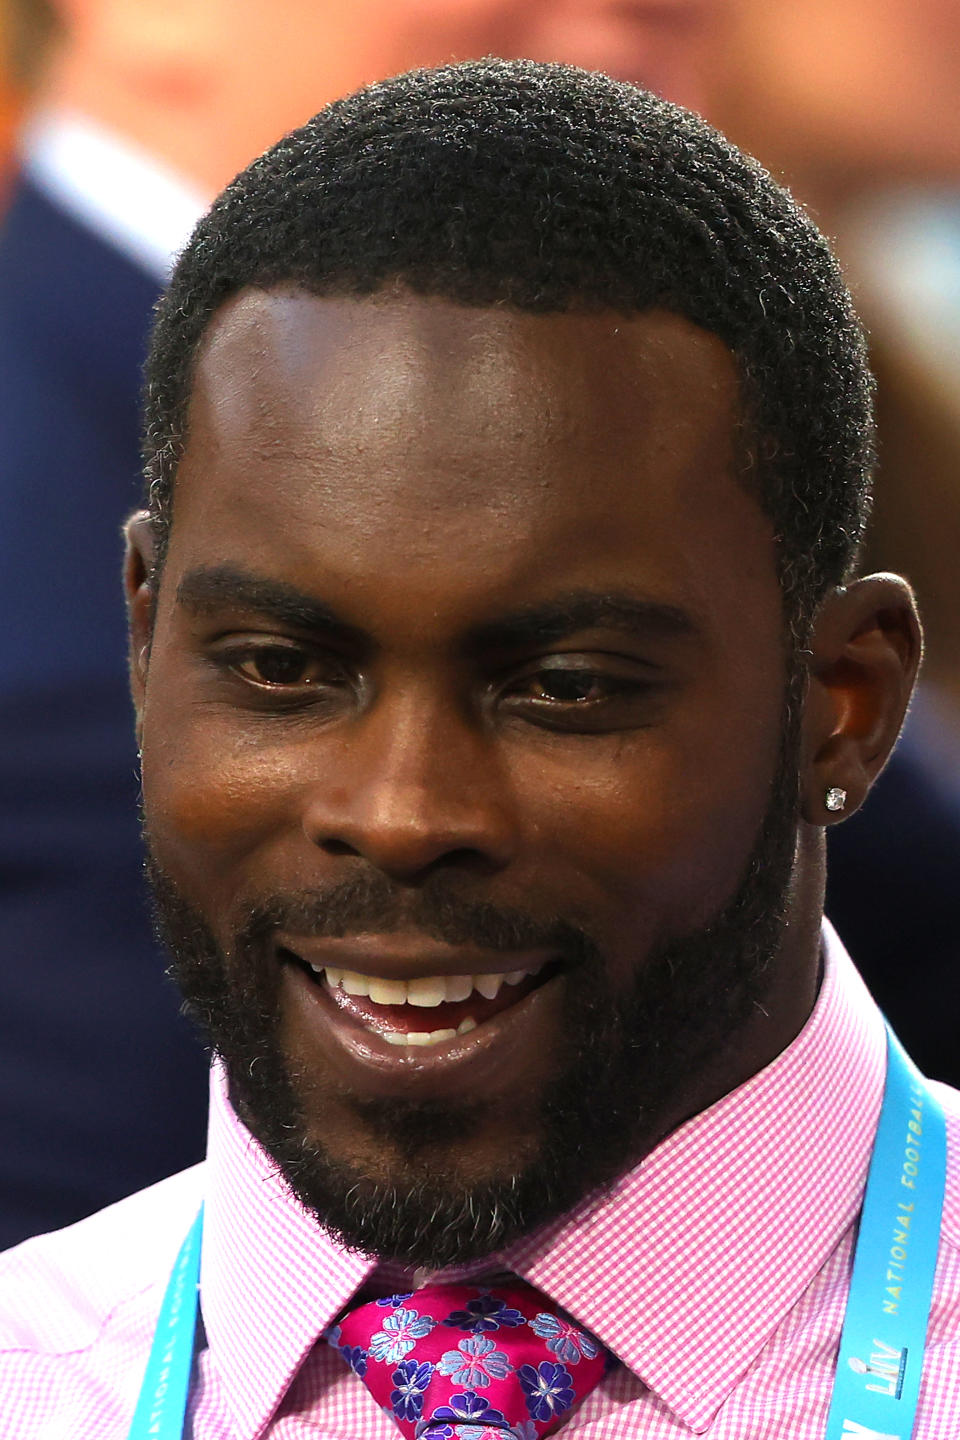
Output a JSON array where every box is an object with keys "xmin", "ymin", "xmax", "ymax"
[{"xmin": 231, "ymin": 869, "xmax": 601, "ymax": 966}]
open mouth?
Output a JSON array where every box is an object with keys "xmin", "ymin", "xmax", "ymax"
[{"xmin": 278, "ymin": 946, "xmax": 561, "ymax": 1050}]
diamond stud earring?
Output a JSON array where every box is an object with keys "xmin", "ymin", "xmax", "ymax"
[{"xmin": 825, "ymin": 786, "xmax": 847, "ymax": 813}]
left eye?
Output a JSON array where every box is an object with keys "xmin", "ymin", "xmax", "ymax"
[{"xmin": 524, "ymin": 670, "xmax": 612, "ymax": 703}]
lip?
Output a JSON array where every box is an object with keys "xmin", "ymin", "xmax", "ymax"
[
  {"xmin": 274, "ymin": 931, "xmax": 557, "ymax": 979},
  {"xmin": 280, "ymin": 949, "xmax": 566, "ymax": 1100}
]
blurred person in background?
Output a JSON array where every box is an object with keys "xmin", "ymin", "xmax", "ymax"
[
  {"xmin": 714, "ymin": 0, "xmax": 960, "ymax": 709},
  {"xmin": 709, "ymin": 0, "xmax": 960, "ymax": 1086},
  {"xmin": 0, "ymin": 3, "xmax": 21, "ymax": 190},
  {"xmin": 0, "ymin": 0, "xmax": 724, "ymax": 1249},
  {"xmin": 0, "ymin": 0, "xmax": 210, "ymax": 1251}
]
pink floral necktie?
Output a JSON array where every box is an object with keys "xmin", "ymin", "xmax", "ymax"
[{"xmin": 328, "ymin": 1281, "xmax": 608, "ymax": 1439}]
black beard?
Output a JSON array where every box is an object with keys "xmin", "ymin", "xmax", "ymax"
[{"xmin": 148, "ymin": 670, "xmax": 804, "ymax": 1269}]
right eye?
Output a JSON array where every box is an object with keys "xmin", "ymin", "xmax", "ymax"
[{"xmin": 213, "ymin": 641, "xmax": 342, "ymax": 690}]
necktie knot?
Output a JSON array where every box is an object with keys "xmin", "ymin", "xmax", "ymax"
[{"xmin": 328, "ymin": 1280, "xmax": 608, "ymax": 1438}]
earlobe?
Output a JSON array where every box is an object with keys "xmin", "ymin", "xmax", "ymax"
[
  {"xmin": 801, "ymin": 575, "xmax": 922, "ymax": 825},
  {"xmin": 124, "ymin": 511, "xmax": 157, "ymax": 736}
]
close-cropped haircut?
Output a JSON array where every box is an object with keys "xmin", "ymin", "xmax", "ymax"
[{"xmin": 144, "ymin": 59, "xmax": 874, "ymax": 630}]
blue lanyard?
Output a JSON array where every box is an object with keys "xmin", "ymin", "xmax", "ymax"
[
  {"xmin": 124, "ymin": 1206, "xmax": 203, "ymax": 1440},
  {"xmin": 824, "ymin": 1028, "xmax": 945, "ymax": 1440},
  {"xmin": 125, "ymin": 1027, "xmax": 946, "ymax": 1440}
]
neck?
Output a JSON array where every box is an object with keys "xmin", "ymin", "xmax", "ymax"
[{"xmin": 652, "ymin": 823, "xmax": 826, "ymax": 1150}]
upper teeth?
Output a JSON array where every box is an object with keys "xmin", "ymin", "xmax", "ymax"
[{"xmin": 309, "ymin": 965, "xmax": 540, "ymax": 1006}]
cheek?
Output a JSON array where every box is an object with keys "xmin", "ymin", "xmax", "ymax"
[
  {"xmin": 508, "ymin": 694, "xmax": 783, "ymax": 945},
  {"xmin": 140, "ymin": 703, "xmax": 303, "ymax": 875}
]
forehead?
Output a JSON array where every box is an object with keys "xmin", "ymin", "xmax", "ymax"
[{"xmin": 168, "ymin": 289, "xmax": 777, "ymax": 637}]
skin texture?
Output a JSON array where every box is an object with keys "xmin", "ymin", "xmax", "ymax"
[{"xmin": 127, "ymin": 290, "xmax": 920, "ymax": 1250}]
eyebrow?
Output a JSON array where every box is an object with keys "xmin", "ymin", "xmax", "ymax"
[
  {"xmin": 175, "ymin": 566, "xmax": 367, "ymax": 647},
  {"xmin": 176, "ymin": 566, "xmax": 701, "ymax": 654},
  {"xmin": 465, "ymin": 591, "xmax": 702, "ymax": 654}
]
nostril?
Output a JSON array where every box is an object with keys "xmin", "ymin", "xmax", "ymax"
[
  {"xmin": 302, "ymin": 794, "xmax": 515, "ymax": 878},
  {"xmin": 319, "ymin": 838, "xmax": 362, "ymax": 857}
]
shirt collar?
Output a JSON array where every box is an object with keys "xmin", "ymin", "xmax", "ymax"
[
  {"xmin": 202, "ymin": 1069, "xmax": 377, "ymax": 1440},
  {"xmin": 19, "ymin": 107, "xmax": 207, "ymax": 282},
  {"xmin": 201, "ymin": 920, "xmax": 886, "ymax": 1437},
  {"xmin": 504, "ymin": 921, "xmax": 887, "ymax": 1430}
]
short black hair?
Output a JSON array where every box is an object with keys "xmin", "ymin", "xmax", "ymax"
[{"xmin": 144, "ymin": 58, "xmax": 873, "ymax": 629}]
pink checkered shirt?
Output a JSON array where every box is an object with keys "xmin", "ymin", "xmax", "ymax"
[{"xmin": 2, "ymin": 921, "xmax": 959, "ymax": 1439}]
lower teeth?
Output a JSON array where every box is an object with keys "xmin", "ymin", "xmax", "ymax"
[{"xmin": 378, "ymin": 1017, "xmax": 477, "ymax": 1048}]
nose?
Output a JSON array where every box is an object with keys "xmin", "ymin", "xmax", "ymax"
[{"xmin": 300, "ymin": 686, "xmax": 517, "ymax": 881}]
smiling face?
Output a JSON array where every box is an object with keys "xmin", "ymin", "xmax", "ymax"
[{"xmin": 131, "ymin": 289, "xmax": 823, "ymax": 1262}]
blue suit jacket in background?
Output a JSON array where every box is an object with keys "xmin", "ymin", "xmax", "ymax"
[{"xmin": 0, "ymin": 177, "xmax": 208, "ymax": 1250}]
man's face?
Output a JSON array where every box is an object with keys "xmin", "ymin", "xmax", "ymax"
[{"xmin": 135, "ymin": 291, "xmax": 802, "ymax": 1263}]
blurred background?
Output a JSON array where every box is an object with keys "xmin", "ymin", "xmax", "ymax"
[{"xmin": 0, "ymin": 0, "xmax": 957, "ymax": 1249}]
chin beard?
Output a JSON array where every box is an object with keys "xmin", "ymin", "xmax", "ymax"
[{"xmin": 148, "ymin": 675, "xmax": 803, "ymax": 1269}]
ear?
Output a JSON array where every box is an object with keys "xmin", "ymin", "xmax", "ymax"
[
  {"xmin": 801, "ymin": 574, "xmax": 922, "ymax": 824},
  {"xmin": 124, "ymin": 510, "xmax": 157, "ymax": 745}
]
